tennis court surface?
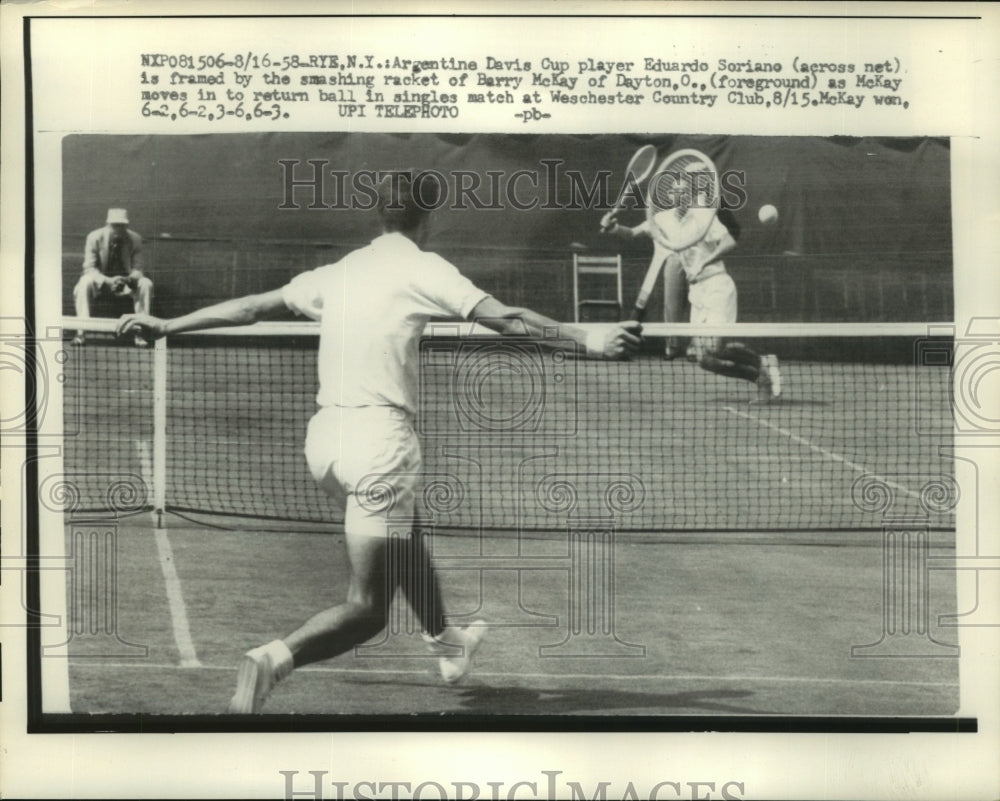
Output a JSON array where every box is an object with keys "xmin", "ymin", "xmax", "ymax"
[{"xmin": 59, "ymin": 321, "xmax": 960, "ymax": 718}]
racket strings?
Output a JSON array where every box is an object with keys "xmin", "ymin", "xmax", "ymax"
[
  {"xmin": 677, "ymin": 182, "xmax": 692, "ymax": 219},
  {"xmin": 649, "ymin": 155, "xmax": 717, "ymax": 217},
  {"xmin": 645, "ymin": 150, "xmax": 719, "ymax": 251}
]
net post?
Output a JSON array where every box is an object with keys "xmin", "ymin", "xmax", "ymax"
[{"xmin": 152, "ymin": 334, "xmax": 167, "ymax": 528}]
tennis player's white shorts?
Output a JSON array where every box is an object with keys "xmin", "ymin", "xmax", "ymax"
[
  {"xmin": 304, "ymin": 405, "xmax": 422, "ymax": 538},
  {"xmin": 689, "ymin": 271, "xmax": 737, "ymax": 325}
]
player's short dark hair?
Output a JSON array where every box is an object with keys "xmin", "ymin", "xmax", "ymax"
[{"xmin": 376, "ymin": 170, "xmax": 441, "ymax": 233}]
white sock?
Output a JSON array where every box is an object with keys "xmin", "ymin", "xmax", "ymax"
[{"xmin": 262, "ymin": 639, "xmax": 294, "ymax": 681}]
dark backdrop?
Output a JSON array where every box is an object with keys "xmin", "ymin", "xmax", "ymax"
[{"xmin": 61, "ymin": 133, "xmax": 952, "ymax": 322}]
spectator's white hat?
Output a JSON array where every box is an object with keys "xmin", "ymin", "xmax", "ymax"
[{"xmin": 106, "ymin": 208, "xmax": 129, "ymax": 224}]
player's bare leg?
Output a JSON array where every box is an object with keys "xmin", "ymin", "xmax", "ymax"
[
  {"xmin": 398, "ymin": 525, "xmax": 444, "ymax": 635},
  {"xmin": 72, "ymin": 272, "xmax": 102, "ymax": 345},
  {"xmin": 697, "ymin": 339, "xmax": 767, "ymax": 396},
  {"xmin": 284, "ymin": 533, "xmax": 394, "ymax": 666},
  {"xmin": 698, "ymin": 340, "xmax": 782, "ymax": 401},
  {"xmin": 228, "ymin": 526, "xmax": 485, "ymax": 712},
  {"xmin": 402, "ymin": 525, "xmax": 486, "ymax": 684},
  {"xmin": 227, "ymin": 533, "xmax": 391, "ymax": 713}
]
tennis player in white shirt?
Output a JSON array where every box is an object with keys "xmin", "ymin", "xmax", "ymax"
[
  {"xmin": 602, "ymin": 207, "xmax": 781, "ymax": 401},
  {"xmin": 118, "ymin": 170, "xmax": 641, "ymax": 713}
]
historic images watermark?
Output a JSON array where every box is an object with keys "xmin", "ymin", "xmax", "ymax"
[
  {"xmin": 278, "ymin": 768, "xmax": 747, "ymax": 800},
  {"xmin": 849, "ymin": 318, "xmax": 1000, "ymax": 657},
  {"xmin": 276, "ymin": 161, "xmax": 748, "ymax": 213}
]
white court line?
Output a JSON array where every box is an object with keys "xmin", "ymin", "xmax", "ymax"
[
  {"xmin": 152, "ymin": 528, "xmax": 203, "ymax": 668},
  {"xmin": 69, "ymin": 660, "xmax": 957, "ymax": 689},
  {"xmin": 136, "ymin": 438, "xmax": 202, "ymax": 666},
  {"xmin": 724, "ymin": 406, "xmax": 921, "ymax": 501}
]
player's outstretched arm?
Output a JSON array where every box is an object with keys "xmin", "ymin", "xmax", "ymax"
[
  {"xmin": 468, "ymin": 297, "xmax": 641, "ymax": 360},
  {"xmin": 115, "ymin": 289, "xmax": 289, "ymax": 341}
]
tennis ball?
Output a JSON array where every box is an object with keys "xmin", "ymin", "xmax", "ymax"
[{"xmin": 758, "ymin": 204, "xmax": 779, "ymax": 225}]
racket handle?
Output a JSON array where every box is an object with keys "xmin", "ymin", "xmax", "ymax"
[
  {"xmin": 630, "ymin": 257, "xmax": 662, "ymax": 324},
  {"xmin": 629, "ymin": 306, "xmax": 648, "ymax": 323}
]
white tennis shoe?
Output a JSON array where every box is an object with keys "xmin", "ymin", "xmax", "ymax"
[
  {"xmin": 753, "ymin": 354, "xmax": 783, "ymax": 403},
  {"xmin": 762, "ymin": 354, "xmax": 782, "ymax": 399},
  {"xmin": 423, "ymin": 622, "xmax": 487, "ymax": 685},
  {"xmin": 228, "ymin": 643, "xmax": 292, "ymax": 713},
  {"xmin": 754, "ymin": 364, "xmax": 773, "ymax": 402}
]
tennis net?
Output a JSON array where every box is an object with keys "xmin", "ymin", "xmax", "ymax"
[{"xmin": 59, "ymin": 318, "xmax": 955, "ymax": 532}]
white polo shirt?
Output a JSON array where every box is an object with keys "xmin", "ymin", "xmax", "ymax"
[{"xmin": 281, "ymin": 232, "xmax": 489, "ymax": 415}]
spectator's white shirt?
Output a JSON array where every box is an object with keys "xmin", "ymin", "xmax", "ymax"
[{"xmin": 282, "ymin": 232, "xmax": 489, "ymax": 414}]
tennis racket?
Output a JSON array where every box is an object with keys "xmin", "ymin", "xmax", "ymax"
[
  {"xmin": 629, "ymin": 149, "xmax": 720, "ymax": 321},
  {"xmin": 628, "ymin": 244, "xmax": 668, "ymax": 322},
  {"xmin": 645, "ymin": 149, "xmax": 720, "ymax": 250},
  {"xmin": 610, "ymin": 144, "xmax": 657, "ymax": 217}
]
